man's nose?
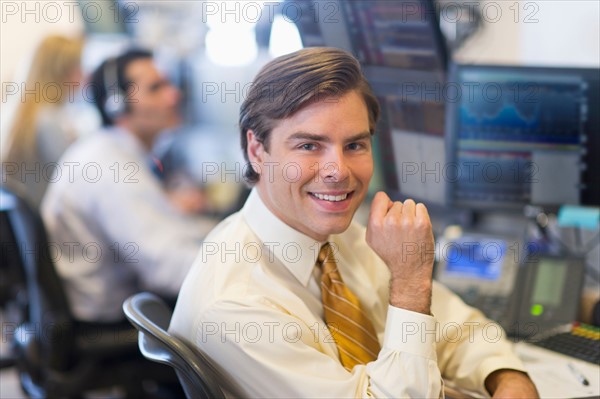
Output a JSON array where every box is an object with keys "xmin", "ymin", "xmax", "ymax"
[
  {"xmin": 320, "ymin": 148, "xmax": 350, "ymax": 183},
  {"xmin": 166, "ymin": 84, "xmax": 181, "ymax": 106}
]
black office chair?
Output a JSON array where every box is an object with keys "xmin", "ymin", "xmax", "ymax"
[
  {"xmin": 123, "ymin": 292, "xmax": 227, "ymax": 399},
  {"xmin": 0, "ymin": 189, "xmax": 28, "ymax": 369},
  {"xmin": 1, "ymin": 188, "xmax": 175, "ymax": 398}
]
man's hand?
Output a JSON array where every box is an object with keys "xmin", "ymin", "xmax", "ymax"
[
  {"xmin": 485, "ymin": 369, "xmax": 539, "ymax": 398},
  {"xmin": 366, "ymin": 191, "xmax": 435, "ymax": 314}
]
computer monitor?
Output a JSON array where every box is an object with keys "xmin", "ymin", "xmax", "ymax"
[
  {"xmin": 339, "ymin": 0, "xmax": 447, "ymax": 73},
  {"xmin": 445, "ymin": 64, "xmax": 600, "ymax": 212},
  {"xmin": 290, "ymin": 0, "xmax": 448, "ymax": 87},
  {"xmin": 374, "ymin": 93, "xmax": 447, "ymax": 205}
]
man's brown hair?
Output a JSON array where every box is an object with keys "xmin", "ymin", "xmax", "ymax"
[{"xmin": 239, "ymin": 47, "xmax": 380, "ymax": 184}]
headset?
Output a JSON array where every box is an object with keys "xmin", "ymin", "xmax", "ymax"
[{"xmin": 103, "ymin": 57, "xmax": 126, "ymax": 120}]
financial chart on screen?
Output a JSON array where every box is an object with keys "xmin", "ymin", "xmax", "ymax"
[{"xmin": 446, "ymin": 65, "xmax": 599, "ymax": 210}]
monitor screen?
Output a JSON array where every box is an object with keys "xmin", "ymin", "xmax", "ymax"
[
  {"xmin": 374, "ymin": 94, "xmax": 447, "ymax": 205},
  {"xmin": 290, "ymin": 0, "xmax": 447, "ymax": 85},
  {"xmin": 445, "ymin": 64, "xmax": 600, "ymax": 211},
  {"xmin": 531, "ymin": 258, "xmax": 567, "ymax": 308},
  {"xmin": 340, "ymin": 0, "xmax": 447, "ymax": 71},
  {"xmin": 445, "ymin": 237, "xmax": 506, "ymax": 281},
  {"xmin": 341, "ymin": 0, "xmax": 448, "ymax": 90}
]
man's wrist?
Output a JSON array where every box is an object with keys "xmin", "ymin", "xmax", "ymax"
[
  {"xmin": 484, "ymin": 369, "xmax": 538, "ymax": 396},
  {"xmin": 389, "ymin": 279, "xmax": 432, "ymax": 314}
]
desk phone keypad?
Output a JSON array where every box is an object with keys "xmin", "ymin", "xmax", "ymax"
[
  {"xmin": 461, "ymin": 294, "xmax": 510, "ymax": 325},
  {"xmin": 532, "ymin": 323, "xmax": 600, "ymax": 364},
  {"xmin": 473, "ymin": 295, "xmax": 510, "ymax": 323}
]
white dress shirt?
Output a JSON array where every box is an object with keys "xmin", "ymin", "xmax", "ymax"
[
  {"xmin": 42, "ymin": 127, "xmax": 216, "ymax": 321},
  {"xmin": 170, "ymin": 189, "xmax": 526, "ymax": 398}
]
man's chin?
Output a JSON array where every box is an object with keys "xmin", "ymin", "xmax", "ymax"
[
  {"xmin": 318, "ymin": 218, "xmax": 354, "ymax": 238},
  {"xmin": 167, "ymin": 118, "xmax": 182, "ymax": 130}
]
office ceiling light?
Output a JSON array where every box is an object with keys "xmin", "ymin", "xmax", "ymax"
[
  {"xmin": 204, "ymin": 1, "xmax": 260, "ymax": 66},
  {"xmin": 268, "ymin": 15, "xmax": 303, "ymax": 58}
]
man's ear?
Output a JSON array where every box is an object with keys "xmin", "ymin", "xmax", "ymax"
[{"xmin": 246, "ymin": 129, "xmax": 265, "ymax": 165}]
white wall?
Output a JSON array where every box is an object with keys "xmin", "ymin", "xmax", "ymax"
[
  {"xmin": 520, "ymin": 0, "xmax": 600, "ymax": 67},
  {"xmin": 454, "ymin": 0, "xmax": 522, "ymax": 64},
  {"xmin": 1, "ymin": 1, "xmax": 84, "ymax": 150},
  {"xmin": 454, "ymin": 0, "xmax": 600, "ymax": 66},
  {"xmin": 0, "ymin": 1, "xmax": 84, "ymax": 85}
]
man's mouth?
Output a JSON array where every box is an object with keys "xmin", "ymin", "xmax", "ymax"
[{"xmin": 310, "ymin": 192, "xmax": 351, "ymax": 202}]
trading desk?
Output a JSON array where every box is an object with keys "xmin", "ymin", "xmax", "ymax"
[
  {"xmin": 444, "ymin": 341, "xmax": 599, "ymax": 398},
  {"xmin": 515, "ymin": 342, "xmax": 599, "ymax": 398},
  {"xmin": 434, "ymin": 228, "xmax": 599, "ymax": 398}
]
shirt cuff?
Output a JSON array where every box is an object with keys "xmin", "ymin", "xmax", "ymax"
[{"xmin": 382, "ymin": 305, "xmax": 438, "ymax": 359}]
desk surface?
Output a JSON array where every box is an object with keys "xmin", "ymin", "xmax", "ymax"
[
  {"xmin": 515, "ymin": 342, "xmax": 599, "ymax": 398},
  {"xmin": 444, "ymin": 342, "xmax": 599, "ymax": 398}
]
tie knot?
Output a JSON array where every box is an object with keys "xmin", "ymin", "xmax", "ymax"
[{"xmin": 317, "ymin": 243, "xmax": 334, "ymax": 269}]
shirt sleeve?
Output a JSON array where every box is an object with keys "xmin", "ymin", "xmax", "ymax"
[
  {"xmin": 366, "ymin": 305, "xmax": 443, "ymax": 398},
  {"xmin": 193, "ymin": 299, "xmax": 442, "ymax": 398},
  {"xmin": 431, "ymin": 282, "xmax": 527, "ymax": 395}
]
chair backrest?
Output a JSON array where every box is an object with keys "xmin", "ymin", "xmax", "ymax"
[
  {"xmin": 1, "ymin": 188, "xmax": 76, "ymax": 370},
  {"xmin": 123, "ymin": 292, "xmax": 227, "ymax": 399},
  {"xmin": 0, "ymin": 191, "xmax": 26, "ymax": 308}
]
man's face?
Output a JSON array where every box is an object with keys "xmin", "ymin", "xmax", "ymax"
[
  {"xmin": 248, "ymin": 90, "xmax": 374, "ymax": 241},
  {"xmin": 123, "ymin": 58, "xmax": 181, "ymax": 141}
]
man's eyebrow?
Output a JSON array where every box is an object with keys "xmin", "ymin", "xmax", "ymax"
[
  {"xmin": 345, "ymin": 132, "xmax": 372, "ymax": 143},
  {"xmin": 286, "ymin": 132, "xmax": 332, "ymax": 143},
  {"xmin": 286, "ymin": 131, "xmax": 371, "ymax": 143}
]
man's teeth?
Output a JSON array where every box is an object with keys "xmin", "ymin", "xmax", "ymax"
[{"xmin": 312, "ymin": 193, "xmax": 348, "ymax": 202}]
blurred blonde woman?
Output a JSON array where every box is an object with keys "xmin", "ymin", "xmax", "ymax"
[{"xmin": 2, "ymin": 35, "xmax": 94, "ymax": 208}]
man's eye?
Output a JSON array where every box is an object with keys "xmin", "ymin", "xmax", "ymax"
[
  {"xmin": 150, "ymin": 80, "xmax": 168, "ymax": 92},
  {"xmin": 347, "ymin": 143, "xmax": 363, "ymax": 150},
  {"xmin": 301, "ymin": 143, "xmax": 316, "ymax": 150}
]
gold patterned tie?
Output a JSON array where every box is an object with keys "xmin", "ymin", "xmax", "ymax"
[{"xmin": 318, "ymin": 243, "xmax": 381, "ymax": 370}]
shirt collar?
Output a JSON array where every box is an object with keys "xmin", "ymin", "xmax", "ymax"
[{"xmin": 242, "ymin": 189, "xmax": 324, "ymax": 288}]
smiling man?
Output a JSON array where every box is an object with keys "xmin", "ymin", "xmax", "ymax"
[
  {"xmin": 246, "ymin": 89, "xmax": 373, "ymax": 242},
  {"xmin": 170, "ymin": 48, "xmax": 539, "ymax": 398}
]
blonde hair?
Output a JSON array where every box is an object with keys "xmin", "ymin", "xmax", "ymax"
[{"xmin": 3, "ymin": 35, "xmax": 84, "ymax": 165}]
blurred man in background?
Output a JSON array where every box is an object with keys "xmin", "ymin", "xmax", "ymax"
[{"xmin": 42, "ymin": 49, "xmax": 216, "ymax": 322}]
